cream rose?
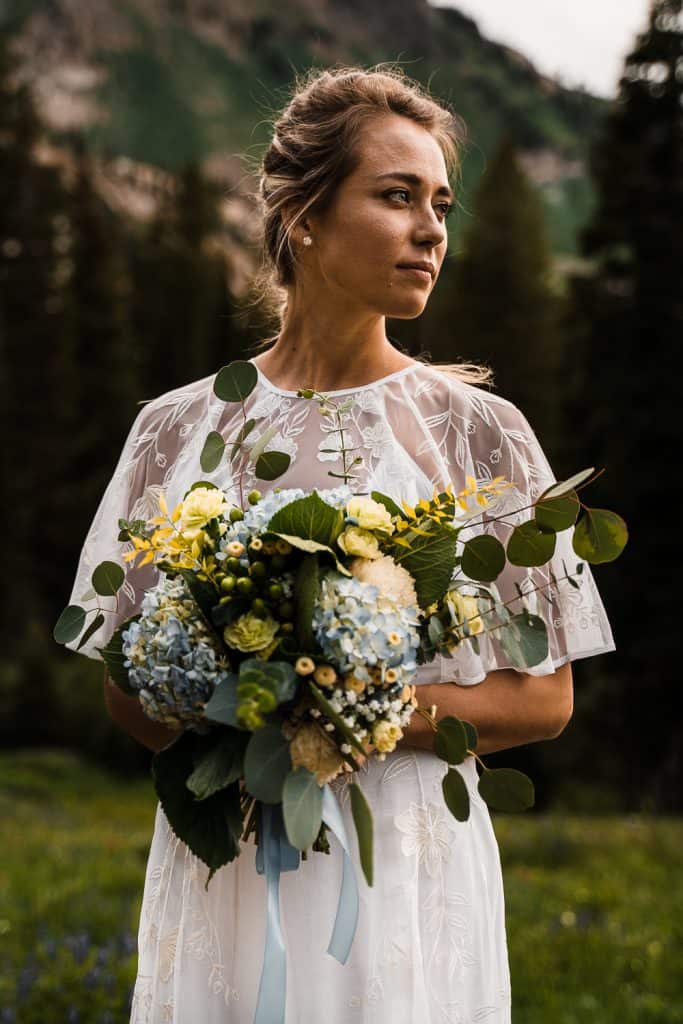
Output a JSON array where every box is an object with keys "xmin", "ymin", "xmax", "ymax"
[
  {"xmin": 448, "ymin": 591, "xmax": 484, "ymax": 635},
  {"xmin": 346, "ymin": 496, "xmax": 395, "ymax": 535},
  {"xmin": 223, "ymin": 612, "xmax": 279, "ymax": 652},
  {"xmin": 290, "ymin": 722, "xmax": 345, "ymax": 785},
  {"xmin": 180, "ymin": 487, "xmax": 229, "ymax": 530},
  {"xmin": 372, "ymin": 720, "xmax": 403, "ymax": 754},
  {"xmin": 337, "ymin": 525, "xmax": 381, "ymax": 559}
]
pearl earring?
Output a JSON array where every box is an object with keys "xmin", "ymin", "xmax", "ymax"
[{"xmin": 302, "ymin": 235, "xmax": 313, "ymax": 246}]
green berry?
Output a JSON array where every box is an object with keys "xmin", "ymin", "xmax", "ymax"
[
  {"xmin": 251, "ymin": 597, "xmax": 267, "ymax": 615},
  {"xmin": 268, "ymin": 582, "xmax": 283, "ymax": 600},
  {"xmin": 279, "ymin": 599, "xmax": 294, "ymax": 619},
  {"xmin": 236, "ymin": 576, "xmax": 255, "ymax": 595},
  {"xmin": 229, "ymin": 507, "xmax": 245, "ymax": 522},
  {"xmin": 249, "ymin": 560, "xmax": 267, "ymax": 579},
  {"xmin": 247, "ymin": 489, "xmax": 262, "ymax": 505},
  {"xmin": 220, "ymin": 575, "xmax": 236, "ymax": 593}
]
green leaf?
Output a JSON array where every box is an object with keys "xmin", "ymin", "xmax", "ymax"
[
  {"xmin": 541, "ymin": 468, "xmax": 595, "ymax": 501},
  {"xmin": 230, "ymin": 418, "xmax": 257, "ymax": 461},
  {"xmin": 152, "ymin": 731, "xmax": 243, "ymax": 875},
  {"xmin": 434, "ymin": 716, "xmax": 468, "ymax": 764},
  {"xmin": 478, "ymin": 767, "xmax": 535, "ymax": 812},
  {"xmin": 187, "ymin": 729, "xmax": 248, "ymax": 801},
  {"xmin": 267, "ymin": 491, "xmax": 345, "ymax": 550},
  {"xmin": 462, "ymin": 720, "xmax": 478, "ymax": 751},
  {"xmin": 200, "ymin": 430, "xmax": 225, "ymax": 473},
  {"xmin": 506, "ymin": 521, "xmax": 557, "ymax": 567},
  {"xmin": 461, "ymin": 534, "xmax": 506, "ymax": 582},
  {"xmin": 534, "ymin": 490, "xmax": 580, "ymax": 533},
  {"xmin": 269, "ymin": 533, "xmax": 351, "ymax": 576},
  {"xmin": 442, "ymin": 767, "xmax": 470, "ymax": 821},
  {"xmin": 282, "ymin": 767, "xmax": 323, "ymax": 850},
  {"xmin": 92, "ymin": 561, "xmax": 125, "ymax": 597},
  {"xmin": 238, "ymin": 658, "xmax": 298, "ymax": 704},
  {"xmin": 214, "ymin": 360, "xmax": 258, "ymax": 402},
  {"xmin": 294, "ymin": 553, "xmax": 319, "ymax": 651},
  {"xmin": 53, "ymin": 605, "xmax": 86, "ymax": 644},
  {"xmin": 243, "ymin": 724, "xmax": 292, "ymax": 803},
  {"xmin": 349, "ymin": 782, "xmax": 374, "ymax": 887},
  {"xmin": 308, "ymin": 682, "xmax": 366, "ymax": 759},
  {"xmin": 254, "ymin": 450, "xmax": 292, "ymax": 481},
  {"xmin": 573, "ymin": 508, "xmax": 628, "ymax": 564},
  {"xmin": 203, "ymin": 674, "xmax": 242, "ymax": 727},
  {"xmin": 391, "ymin": 519, "xmax": 459, "ymax": 607},
  {"xmin": 369, "ymin": 490, "xmax": 404, "ymax": 518},
  {"xmin": 76, "ymin": 611, "xmax": 105, "ymax": 651},
  {"xmin": 498, "ymin": 611, "xmax": 549, "ymax": 670}
]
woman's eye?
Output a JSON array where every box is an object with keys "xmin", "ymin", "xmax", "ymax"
[{"xmin": 386, "ymin": 189, "xmax": 454, "ymax": 219}]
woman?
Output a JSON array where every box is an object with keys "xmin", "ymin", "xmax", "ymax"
[{"xmin": 65, "ymin": 65, "xmax": 615, "ymax": 1022}]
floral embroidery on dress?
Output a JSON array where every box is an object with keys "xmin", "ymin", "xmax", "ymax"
[{"xmin": 393, "ymin": 801, "xmax": 455, "ymax": 879}]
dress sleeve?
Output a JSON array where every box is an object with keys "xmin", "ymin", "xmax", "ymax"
[
  {"xmin": 436, "ymin": 394, "xmax": 617, "ymax": 687},
  {"xmin": 62, "ymin": 399, "xmax": 166, "ymax": 663}
]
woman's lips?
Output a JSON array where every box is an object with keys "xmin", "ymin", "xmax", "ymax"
[{"xmin": 397, "ymin": 267, "xmax": 432, "ymax": 283}]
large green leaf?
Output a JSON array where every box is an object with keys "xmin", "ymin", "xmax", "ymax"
[
  {"xmin": 92, "ymin": 561, "xmax": 125, "ymax": 597},
  {"xmin": 187, "ymin": 729, "xmax": 248, "ymax": 801},
  {"xmin": 152, "ymin": 731, "xmax": 244, "ymax": 884},
  {"xmin": 478, "ymin": 767, "xmax": 535, "ymax": 812},
  {"xmin": 282, "ymin": 767, "xmax": 323, "ymax": 850},
  {"xmin": 434, "ymin": 716, "xmax": 468, "ymax": 765},
  {"xmin": 294, "ymin": 553, "xmax": 319, "ymax": 651},
  {"xmin": 200, "ymin": 430, "xmax": 225, "ymax": 473},
  {"xmin": 461, "ymin": 534, "xmax": 506, "ymax": 582},
  {"xmin": 573, "ymin": 508, "xmax": 628, "ymax": 564},
  {"xmin": 349, "ymin": 782, "xmax": 374, "ymax": 887},
  {"xmin": 243, "ymin": 724, "xmax": 292, "ymax": 803},
  {"xmin": 442, "ymin": 767, "xmax": 470, "ymax": 821},
  {"xmin": 506, "ymin": 521, "xmax": 557, "ymax": 567},
  {"xmin": 391, "ymin": 519, "xmax": 459, "ymax": 607},
  {"xmin": 214, "ymin": 360, "xmax": 258, "ymax": 402},
  {"xmin": 498, "ymin": 611, "xmax": 549, "ymax": 670},
  {"xmin": 53, "ymin": 605, "xmax": 86, "ymax": 645},
  {"xmin": 270, "ymin": 534, "xmax": 350, "ymax": 575},
  {"xmin": 267, "ymin": 491, "xmax": 345, "ymax": 549}
]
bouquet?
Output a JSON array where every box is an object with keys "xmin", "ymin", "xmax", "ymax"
[{"xmin": 55, "ymin": 360, "xmax": 627, "ymax": 1018}]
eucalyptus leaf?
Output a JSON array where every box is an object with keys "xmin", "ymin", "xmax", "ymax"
[
  {"xmin": 573, "ymin": 508, "xmax": 628, "ymax": 564},
  {"xmin": 498, "ymin": 611, "xmax": 549, "ymax": 670},
  {"xmin": 534, "ymin": 490, "xmax": 580, "ymax": 533},
  {"xmin": 214, "ymin": 360, "xmax": 258, "ymax": 402},
  {"xmin": 203, "ymin": 675, "xmax": 242, "ymax": 728},
  {"xmin": 249, "ymin": 424, "xmax": 279, "ymax": 463},
  {"xmin": 238, "ymin": 658, "xmax": 298, "ymax": 704},
  {"xmin": 243, "ymin": 724, "xmax": 292, "ymax": 804},
  {"xmin": 152, "ymin": 731, "xmax": 243, "ymax": 881},
  {"xmin": 349, "ymin": 782, "xmax": 374, "ymax": 887},
  {"xmin": 230, "ymin": 418, "xmax": 257, "ymax": 461},
  {"xmin": 541, "ymin": 468, "xmax": 595, "ymax": 501},
  {"xmin": 76, "ymin": 611, "xmax": 105, "ymax": 651},
  {"xmin": 282, "ymin": 767, "xmax": 323, "ymax": 850},
  {"xmin": 461, "ymin": 534, "xmax": 506, "ymax": 582},
  {"xmin": 506, "ymin": 520, "xmax": 557, "ymax": 567},
  {"xmin": 101, "ymin": 619, "xmax": 139, "ymax": 695},
  {"xmin": 442, "ymin": 767, "xmax": 470, "ymax": 821},
  {"xmin": 92, "ymin": 561, "xmax": 125, "ymax": 597},
  {"xmin": 462, "ymin": 720, "xmax": 478, "ymax": 751},
  {"xmin": 254, "ymin": 450, "xmax": 292, "ymax": 481},
  {"xmin": 53, "ymin": 604, "xmax": 86, "ymax": 645},
  {"xmin": 200, "ymin": 430, "xmax": 225, "ymax": 473},
  {"xmin": 434, "ymin": 716, "xmax": 468, "ymax": 765},
  {"xmin": 478, "ymin": 767, "xmax": 535, "ymax": 812}
]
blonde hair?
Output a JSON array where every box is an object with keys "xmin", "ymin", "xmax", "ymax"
[{"xmin": 242, "ymin": 62, "xmax": 494, "ymax": 388}]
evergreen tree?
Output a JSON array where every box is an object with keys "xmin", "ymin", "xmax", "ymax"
[{"xmin": 567, "ymin": 0, "xmax": 682, "ymax": 809}]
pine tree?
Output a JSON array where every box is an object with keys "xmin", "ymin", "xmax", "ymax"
[{"xmin": 567, "ymin": 0, "xmax": 682, "ymax": 809}]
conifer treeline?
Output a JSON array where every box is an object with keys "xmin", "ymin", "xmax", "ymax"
[{"xmin": 1, "ymin": 1, "xmax": 680, "ymax": 806}]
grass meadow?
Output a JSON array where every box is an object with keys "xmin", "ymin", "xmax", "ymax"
[{"xmin": 1, "ymin": 749, "xmax": 681, "ymax": 1023}]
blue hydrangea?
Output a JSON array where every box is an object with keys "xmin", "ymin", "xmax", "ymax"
[
  {"xmin": 311, "ymin": 569, "xmax": 421, "ymax": 684},
  {"xmin": 121, "ymin": 575, "xmax": 230, "ymax": 731}
]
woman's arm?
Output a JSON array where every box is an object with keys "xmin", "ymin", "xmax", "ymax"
[
  {"xmin": 400, "ymin": 662, "xmax": 574, "ymax": 756},
  {"xmin": 103, "ymin": 670, "xmax": 183, "ymax": 753}
]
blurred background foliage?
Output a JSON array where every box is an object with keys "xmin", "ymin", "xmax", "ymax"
[{"xmin": 0, "ymin": 0, "xmax": 682, "ymax": 1015}]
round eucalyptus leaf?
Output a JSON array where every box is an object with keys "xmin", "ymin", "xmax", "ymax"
[
  {"xmin": 461, "ymin": 534, "xmax": 506, "ymax": 582},
  {"xmin": 541, "ymin": 468, "xmax": 595, "ymax": 501},
  {"xmin": 534, "ymin": 491, "xmax": 580, "ymax": 533},
  {"xmin": 53, "ymin": 604, "xmax": 86, "ymax": 644},
  {"xmin": 282, "ymin": 767, "xmax": 323, "ymax": 850},
  {"xmin": 434, "ymin": 715, "xmax": 468, "ymax": 765},
  {"xmin": 244, "ymin": 724, "xmax": 292, "ymax": 804},
  {"xmin": 573, "ymin": 508, "xmax": 628, "ymax": 564},
  {"xmin": 506, "ymin": 520, "xmax": 556, "ymax": 567},
  {"xmin": 478, "ymin": 767, "xmax": 535, "ymax": 812},
  {"xmin": 255, "ymin": 450, "xmax": 291, "ymax": 481},
  {"xmin": 92, "ymin": 561, "xmax": 125, "ymax": 597},
  {"xmin": 200, "ymin": 431, "xmax": 225, "ymax": 473},
  {"xmin": 462, "ymin": 720, "xmax": 478, "ymax": 751},
  {"xmin": 214, "ymin": 360, "xmax": 258, "ymax": 402},
  {"xmin": 442, "ymin": 767, "xmax": 470, "ymax": 822}
]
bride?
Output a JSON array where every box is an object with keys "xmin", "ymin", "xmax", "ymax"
[{"xmin": 66, "ymin": 64, "xmax": 615, "ymax": 1023}]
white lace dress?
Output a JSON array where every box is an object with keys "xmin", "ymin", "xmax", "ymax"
[{"xmin": 65, "ymin": 357, "xmax": 616, "ymax": 1023}]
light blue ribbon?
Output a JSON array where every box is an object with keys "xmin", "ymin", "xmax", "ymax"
[{"xmin": 253, "ymin": 786, "xmax": 360, "ymax": 1023}]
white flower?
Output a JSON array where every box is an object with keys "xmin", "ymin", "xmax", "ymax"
[
  {"xmin": 394, "ymin": 801, "xmax": 455, "ymax": 879},
  {"xmin": 349, "ymin": 555, "xmax": 418, "ymax": 609}
]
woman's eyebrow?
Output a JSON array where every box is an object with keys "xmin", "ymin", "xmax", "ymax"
[{"xmin": 375, "ymin": 172, "xmax": 454, "ymax": 201}]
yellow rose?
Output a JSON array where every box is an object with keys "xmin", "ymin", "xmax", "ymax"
[
  {"xmin": 448, "ymin": 591, "xmax": 484, "ymax": 635},
  {"xmin": 337, "ymin": 526, "xmax": 381, "ymax": 559},
  {"xmin": 223, "ymin": 612, "xmax": 279, "ymax": 652},
  {"xmin": 372, "ymin": 720, "xmax": 403, "ymax": 753},
  {"xmin": 346, "ymin": 496, "xmax": 395, "ymax": 535},
  {"xmin": 180, "ymin": 487, "xmax": 229, "ymax": 531},
  {"xmin": 290, "ymin": 722, "xmax": 345, "ymax": 785}
]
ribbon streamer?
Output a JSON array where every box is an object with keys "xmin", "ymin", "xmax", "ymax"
[{"xmin": 253, "ymin": 786, "xmax": 360, "ymax": 1023}]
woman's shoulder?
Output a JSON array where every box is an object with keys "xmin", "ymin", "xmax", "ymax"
[
  {"xmin": 411, "ymin": 358, "xmax": 524, "ymax": 421},
  {"xmin": 131, "ymin": 371, "xmax": 216, "ymax": 432}
]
